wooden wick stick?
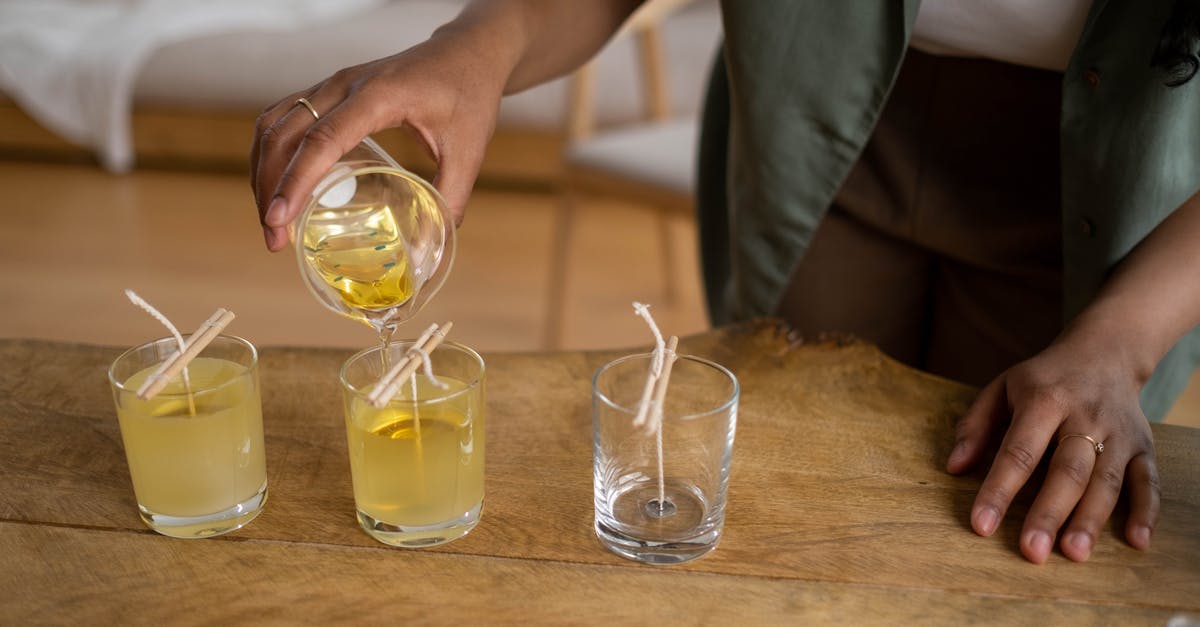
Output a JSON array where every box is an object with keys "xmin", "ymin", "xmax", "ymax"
[
  {"xmin": 136, "ymin": 308, "xmax": 236, "ymax": 400},
  {"xmin": 367, "ymin": 323, "xmax": 440, "ymax": 405},
  {"xmin": 367, "ymin": 321, "xmax": 453, "ymax": 408},
  {"xmin": 631, "ymin": 358, "xmax": 660, "ymax": 429},
  {"xmin": 646, "ymin": 336, "xmax": 679, "ymax": 433}
]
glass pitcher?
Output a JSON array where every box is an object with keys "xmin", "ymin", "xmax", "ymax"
[{"xmin": 292, "ymin": 137, "xmax": 455, "ymax": 333}]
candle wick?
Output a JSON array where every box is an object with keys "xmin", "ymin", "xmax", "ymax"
[
  {"xmin": 125, "ymin": 289, "xmax": 197, "ymax": 414},
  {"xmin": 630, "ymin": 302, "xmax": 679, "ymax": 517}
]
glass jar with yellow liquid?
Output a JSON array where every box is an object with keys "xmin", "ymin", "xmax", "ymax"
[
  {"xmin": 339, "ymin": 340, "xmax": 485, "ymax": 547},
  {"xmin": 293, "ymin": 138, "xmax": 455, "ymax": 334},
  {"xmin": 108, "ymin": 335, "xmax": 268, "ymax": 538}
]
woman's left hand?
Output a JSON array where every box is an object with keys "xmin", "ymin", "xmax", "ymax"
[{"xmin": 945, "ymin": 331, "xmax": 1160, "ymax": 564}]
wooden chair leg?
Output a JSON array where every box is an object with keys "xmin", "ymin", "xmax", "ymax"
[
  {"xmin": 657, "ymin": 211, "xmax": 678, "ymax": 306},
  {"xmin": 544, "ymin": 192, "xmax": 578, "ymax": 349}
]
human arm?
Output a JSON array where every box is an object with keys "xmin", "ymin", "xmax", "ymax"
[
  {"xmin": 946, "ymin": 186, "xmax": 1200, "ymax": 563},
  {"xmin": 250, "ymin": 0, "xmax": 644, "ymax": 251}
]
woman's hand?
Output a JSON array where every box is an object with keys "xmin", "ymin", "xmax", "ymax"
[
  {"xmin": 249, "ymin": 0, "xmax": 644, "ymax": 252},
  {"xmin": 946, "ymin": 329, "xmax": 1159, "ymax": 564},
  {"xmin": 947, "ymin": 187, "xmax": 1200, "ymax": 564},
  {"xmin": 250, "ymin": 28, "xmax": 508, "ymax": 251}
]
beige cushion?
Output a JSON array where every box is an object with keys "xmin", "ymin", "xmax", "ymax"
[{"xmin": 566, "ymin": 118, "xmax": 697, "ymax": 192}]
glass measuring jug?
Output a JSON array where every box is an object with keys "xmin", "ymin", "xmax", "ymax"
[{"xmin": 292, "ymin": 138, "xmax": 456, "ymax": 332}]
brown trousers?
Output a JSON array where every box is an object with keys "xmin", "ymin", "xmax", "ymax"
[{"xmin": 775, "ymin": 49, "xmax": 1065, "ymax": 387}]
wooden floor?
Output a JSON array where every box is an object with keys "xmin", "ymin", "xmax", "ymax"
[
  {"xmin": 0, "ymin": 160, "xmax": 707, "ymax": 352},
  {"xmin": 1, "ymin": 159, "xmax": 1196, "ymax": 427}
]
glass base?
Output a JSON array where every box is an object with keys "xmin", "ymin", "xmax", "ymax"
[
  {"xmin": 595, "ymin": 521, "xmax": 721, "ymax": 565},
  {"xmin": 139, "ymin": 481, "xmax": 268, "ymax": 539},
  {"xmin": 595, "ymin": 480, "xmax": 721, "ymax": 565},
  {"xmin": 357, "ymin": 502, "xmax": 482, "ymax": 548}
]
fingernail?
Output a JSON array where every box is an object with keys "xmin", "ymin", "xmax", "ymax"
[
  {"xmin": 265, "ymin": 197, "xmax": 287, "ymax": 227},
  {"xmin": 973, "ymin": 506, "xmax": 1000, "ymax": 536},
  {"xmin": 948, "ymin": 440, "xmax": 967, "ymax": 466},
  {"xmin": 263, "ymin": 228, "xmax": 279, "ymax": 250},
  {"xmin": 1025, "ymin": 530, "xmax": 1052, "ymax": 563},
  {"xmin": 1063, "ymin": 531, "xmax": 1093, "ymax": 560},
  {"xmin": 1129, "ymin": 525, "xmax": 1151, "ymax": 550}
]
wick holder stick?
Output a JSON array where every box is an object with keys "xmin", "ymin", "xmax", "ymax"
[
  {"xmin": 366, "ymin": 321, "xmax": 454, "ymax": 408},
  {"xmin": 646, "ymin": 335, "xmax": 679, "ymax": 433},
  {"xmin": 136, "ymin": 308, "xmax": 236, "ymax": 400}
]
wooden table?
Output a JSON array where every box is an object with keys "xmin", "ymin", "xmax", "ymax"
[{"xmin": 3, "ymin": 322, "xmax": 1198, "ymax": 624}]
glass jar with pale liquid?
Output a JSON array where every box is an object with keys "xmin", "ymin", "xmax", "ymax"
[
  {"xmin": 293, "ymin": 138, "xmax": 455, "ymax": 334},
  {"xmin": 108, "ymin": 335, "xmax": 268, "ymax": 538},
  {"xmin": 339, "ymin": 340, "xmax": 485, "ymax": 547}
]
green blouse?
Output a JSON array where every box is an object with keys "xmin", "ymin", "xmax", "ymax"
[{"xmin": 697, "ymin": 0, "xmax": 1200, "ymax": 420}]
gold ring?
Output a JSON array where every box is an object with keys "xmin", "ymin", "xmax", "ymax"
[
  {"xmin": 1059, "ymin": 433, "xmax": 1105, "ymax": 455},
  {"xmin": 294, "ymin": 97, "xmax": 320, "ymax": 120}
]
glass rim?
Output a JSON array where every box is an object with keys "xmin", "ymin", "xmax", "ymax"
[
  {"xmin": 107, "ymin": 334, "xmax": 258, "ymax": 396},
  {"xmin": 339, "ymin": 339, "xmax": 484, "ymax": 406},
  {"xmin": 301, "ymin": 165, "xmax": 437, "ymax": 216},
  {"xmin": 293, "ymin": 163, "xmax": 451, "ymax": 253},
  {"xmin": 592, "ymin": 351, "xmax": 739, "ymax": 419}
]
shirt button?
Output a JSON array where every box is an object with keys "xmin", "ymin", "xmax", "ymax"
[
  {"xmin": 1079, "ymin": 218, "xmax": 1095, "ymax": 237},
  {"xmin": 1084, "ymin": 69, "xmax": 1101, "ymax": 88}
]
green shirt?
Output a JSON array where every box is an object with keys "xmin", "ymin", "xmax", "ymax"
[{"xmin": 697, "ymin": 0, "xmax": 1200, "ymax": 420}]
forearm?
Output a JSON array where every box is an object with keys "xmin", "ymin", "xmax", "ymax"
[
  {"xmin": 433, "ymin": 0, "xmax": 644, "ymax": 95},
  {"xmin": 1062, "ymin": 187, "xmax": 1200, "ymax": 383}
]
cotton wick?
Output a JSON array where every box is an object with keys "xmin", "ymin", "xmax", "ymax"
[
  {"xmin": 633, "ymin": 302, "xmax": 665, "ymax": 377},
  {"xmin": 125, "ymin": 290, "xmax": 236, "ymax": 403},
  {"xmin": 630, "ymin": 302, "xmax": 679, "ymax": 515},
  {"xmin": 125, "ymin": 289, "xmax": 195, "ymax": 413},
  {"xmin": 631, "ymin": 302, "xmax": 676, "ymax": 433},
  {"xmin": 408, "ymin": 346, "xmax": 450, "ymax": 391}
]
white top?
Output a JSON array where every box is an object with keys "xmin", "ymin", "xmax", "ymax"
[{"xmin": 911, "ymin": 0, "xmax": 1095, "ymax": 72}]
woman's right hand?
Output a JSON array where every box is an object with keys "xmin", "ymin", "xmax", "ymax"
[{"xmin": 250, "ymin": 27, "xmax": 508, "ymax": 251}]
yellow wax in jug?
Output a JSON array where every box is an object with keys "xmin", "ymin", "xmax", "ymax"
[{"xmin": 303, "ymin": 203, "xmax": 416, "ymax": 312}]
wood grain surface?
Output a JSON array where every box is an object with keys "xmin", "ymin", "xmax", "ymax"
[{"xmin": 2, "ymin": 321, "xmax": 1197, "ymax": 624}]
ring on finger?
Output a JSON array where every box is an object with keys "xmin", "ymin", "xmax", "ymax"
[
  {"xmin": 293, "ymin": 97, "xmax": 320, "ymax": 120},
  {"xmin": 1059, "ymin": 433, "xmax": 1105, "ymax": 456}
]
